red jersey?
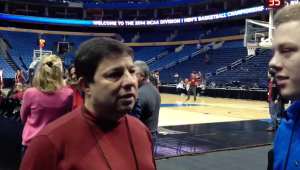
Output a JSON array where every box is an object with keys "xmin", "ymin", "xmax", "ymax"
[
  {"xmin": 268, "ymin": 80, "xmax": 273, "ymax": 102},
  {"xmin": 20, "ymin": 106, "xmax": 156, "ymax": 170},
  {"xmin": 189, "ymin": 78, "xmax": 200, "ymax": 86}
]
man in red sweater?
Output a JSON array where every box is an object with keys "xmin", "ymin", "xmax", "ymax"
[{"xmin": 20, "ymin": 38, "xmax": 156, "ymax": 170}]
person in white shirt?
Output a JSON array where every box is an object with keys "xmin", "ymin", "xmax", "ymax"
[
  {"xmin": 196, "ymin": 43, "xmax": 201, "ymax": 50},
  {"xmin": 177, "ymin": 80, "xmax": 186, "ymax": 96}
]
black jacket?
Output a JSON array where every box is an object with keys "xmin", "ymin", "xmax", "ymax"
[{"xmin": 267, "ymin": 79, "xmax": 284, "ymax": 102}]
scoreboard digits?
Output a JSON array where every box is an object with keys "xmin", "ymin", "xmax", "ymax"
[
  {"xmin": 265, "ymin": 0, "xmax": 285, "ymax": 8},
  {"xmin": 38, "ymin": 39, "xmax": 45, "ymax": 48}
]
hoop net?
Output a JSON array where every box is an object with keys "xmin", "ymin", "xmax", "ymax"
[{"xmin": 247, "ymin": 47, "xmax": 257, "ymax": 56}]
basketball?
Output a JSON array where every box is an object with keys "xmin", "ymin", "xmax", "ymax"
[{"xmin": 184, "ymin": 79, "xmax": 188, "ymax": 83}]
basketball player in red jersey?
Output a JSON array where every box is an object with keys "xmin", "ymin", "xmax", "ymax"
[{"xmin": 186, "ymin": 72, "xmax": 200, "ymax": 102}]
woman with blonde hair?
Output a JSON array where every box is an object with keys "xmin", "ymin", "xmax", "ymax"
[{"xmin": 20, "ymin": 55, "xmax": 73, "ymax": 159}]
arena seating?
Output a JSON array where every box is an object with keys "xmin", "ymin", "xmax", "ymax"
[
  {"xmin": 0, "ymin": 31, "xmax": 61, "ymax": 74},
  {"xmin": 208, "ymin": 49, "xmax": 272, "ymax": 87},
  {"xmin": 0, "ymin": 25, "xmax": 248, "ymax": 82},
  {"xmin": 134, "ymin": 46, "xmax": 171, "ymax": 61},
  {"xmin": 158, "ymin": 40, "xmax": 247, "ymax": 83},
  {"xmin": 137, "ymin": 30, "xmax": 174, "ymax": 42},
  {"xmin": 205, "ymin": 26, "xmax": 244, "ymax": 39},
  {"xmin": 150, "ymin": 45, "xmax": 199, "ymax": 70}
]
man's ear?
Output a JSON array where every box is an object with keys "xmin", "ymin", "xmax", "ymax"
[{"xmin": 77, "ymin": 77, "xmax": 91, "ymax": 95}]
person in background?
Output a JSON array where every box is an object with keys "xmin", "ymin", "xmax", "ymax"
[
  {"xmin": 0, "ymin": 67, "xmax": 3, "ymax": 91},
  {"xmin": 20, "ymin": 55, "xmax": 73, "ymax": 159},
  {"xmin": 66, "ymin": 64, "xmax": 83, "ymax": 110},
  {"xmin": 149, "ymin": 71, "xmax": 158, "ymax": 88},
  {"xmin": 186, "ymin": 72, "xmax": 200, "ymax": 102},
  {"xmin": 154, "ymin": 71, "xmax": 160, "ymax": 91},
  {"xmin": 26, "ymin": 68, "xmax": 34, "ymax": 87},
  {"xmin": 267, "ymin": 69, "xmax": 279, "ymax": 132},
  {"xmin": 129, "ymin": 98, "xmax": 142, "ymax": 119},
  {"xmin": 196, "ymin": 43, "xmax": 201, "ymax": 50},
  {"xmin": 13, "ymin": 83, "xmax": 24, "ymax": 101},
  {"xmin": 177, "ymin": 80, "xmax": 186, "ymax": 96},
  {"xmin": 15, "ymin": 70, "xmax": 20, "ymax": 84},
  {"xmin": 7, "ymin": 84, "xmax": 18, "ymax": 100},
  {"xmin": 135, "ymin": 60, "xmax": 161, "ymax": 148},
  {"xmin": 253, "ymin": 83, "xmax": 259, "ymax": 88},
  {"xmin": 198, "ymin": 71, "xmax": 203, "ymax": 83},
  {"xmin": 17, "ymin": 70, "xmax": 25, "ymax": 84},
  {"xmin": 154, "ymin": 71, "xmax": 160, "ymax": 84},
  {"xmin": 20, "ymin": 38, "xmax": 156, "ymax": 170},
  {"xmin": 204, "ymin": 54, "xmax": 210, "ymax": 65},
  {"xmin": 209, "ymin": 81, "xmax": 216, "ymax": 87},
  {"xmin": 268, "ymin": 3, "xmax": 300, "ymax": 169}
]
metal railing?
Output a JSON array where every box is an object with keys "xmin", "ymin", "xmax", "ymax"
[
  {"xmin": 216, "ymin": 66, "xmax": 227, "ymax": 75},
  {"xmin": 246, "ymin": 54, "xmax": 255, "ymax": 60},
  {"xmin": 259, "ymin": 48, "xmax": 267, "ymax": 54},
  {"xmin": 199, "ymin": 34, "xmax": 204, "ymax": 40},
  {"xmin": 207, "ymin": 30, "xmax": 212, "ymax": 35},
  {"xmin": 146, "ymin": 57, "xmax": 155, "ymax": 64},
  {"xmin": 240, "ymin": 29, "xmax": 245, "ymax": 35},
  {"xmin": 179, "ymin": 56, "xmax": 189, "ymax": 63},
  {"xmin": 205, "ymin": 72, "xmax": 212, "ymax": 78},
  {"xmin": 166, "ymin": 62, "xmax": 176, "ymax": 69},
  {"xmin": 231, "ymin": 59, "xmax": 242, "ymax": 68},
  {"xmin": 158, "ymin": 51, "xmax": 168, "ymax": 59},
  {"xmin": 191, "ymin": 49, "xmax": 205, "ymax": 57}
]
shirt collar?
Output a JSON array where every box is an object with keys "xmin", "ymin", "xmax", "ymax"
[{"xmin": 285, "ymin": 101, "xmax": 300, "ymax": 121}]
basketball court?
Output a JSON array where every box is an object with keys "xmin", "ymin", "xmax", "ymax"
[
  {"xmin": 153, "ymin": 94, "xmax": 276, "ymax": 158},
  {"xmin": 159, "ymin": 94, "xmax": 271, "ymax": 127}
]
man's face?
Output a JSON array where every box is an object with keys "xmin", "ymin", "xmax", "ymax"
[
  {"xmin": 88, "ymin": 54, "xmax": 138, "ymax": 121},
  {"xmin": 269, "ymin": 21, "xmax": 300, "ymax": 100},
  {"xmin": 191, "ymin": 73, "xmax": 195, "ymax": 78},
  {"xmin": 135, "ymin": 67, "xmax": 144, "ymax": 86}
]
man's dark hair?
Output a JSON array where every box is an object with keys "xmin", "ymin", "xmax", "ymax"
[
  {"xmin": 269, "ymin": 69, "xmax": 276, "ymax": 77},
  {"xmin": 74, "ymin": 37, "xmax": 134, "ymax": 83}
]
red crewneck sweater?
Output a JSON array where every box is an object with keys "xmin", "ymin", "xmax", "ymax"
[{"xmin": 20, "ymin": 106, "xmax": 156, "ymax": 170}]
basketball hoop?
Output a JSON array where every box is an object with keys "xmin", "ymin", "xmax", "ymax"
[{"xmin": 244, "ymin": 19, "xmax": 274, "ymax": 50}]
